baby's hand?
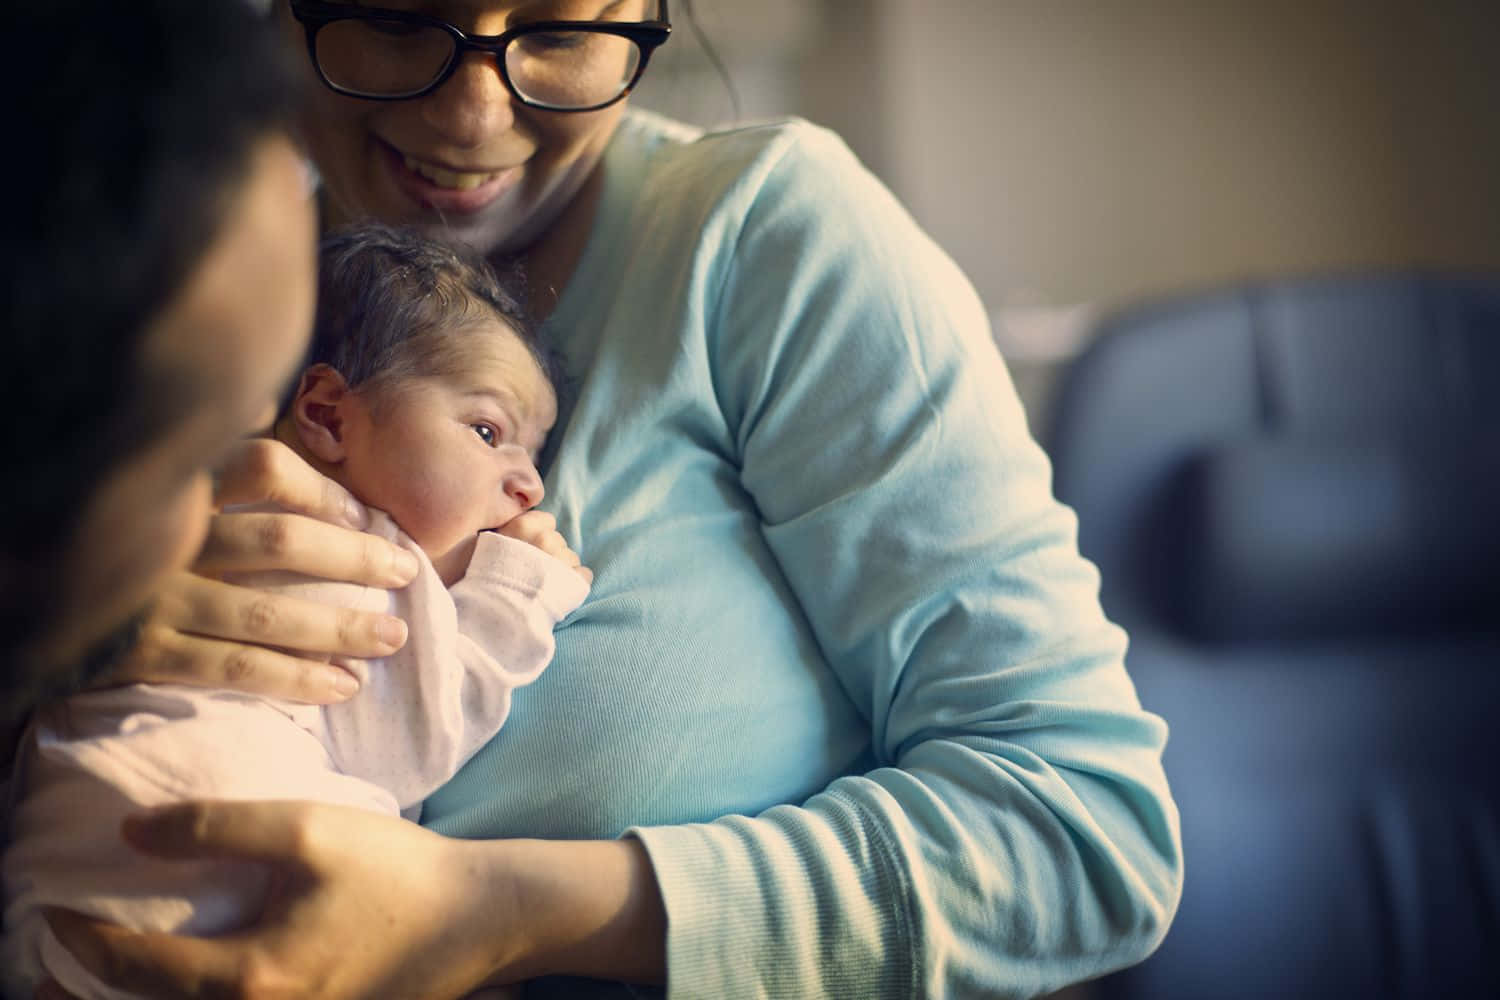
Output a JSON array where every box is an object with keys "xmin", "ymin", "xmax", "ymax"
[{"xmin": 497, "ymin": 511, "xmax": 593, "ymax": 585}]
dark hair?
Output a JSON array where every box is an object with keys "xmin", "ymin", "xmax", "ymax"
[
  {"xmin": 1, "ymin": 0, "xmax": 298, "ymax": 702},
  {"xmin": 304, "ymin": 223, "xmax": 562, "ymax": 411}
]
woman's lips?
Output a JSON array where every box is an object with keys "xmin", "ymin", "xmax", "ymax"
[{"xmin": 382, "ymin": 141, "xmax": 519, "ymax": 215}]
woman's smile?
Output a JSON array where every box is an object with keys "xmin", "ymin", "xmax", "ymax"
[{"xmin": 380, "ymin": 138, "xmax": 522, "ymax": 215}]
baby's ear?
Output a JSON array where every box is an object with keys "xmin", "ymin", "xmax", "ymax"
[{"xmin": 291, "ymin": 364, "xmax": 353, "ymax": 464}]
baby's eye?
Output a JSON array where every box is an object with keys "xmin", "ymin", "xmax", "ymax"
[{"xmin": 472, "ymin": 424, "xmax": 498, "ymax": 446}]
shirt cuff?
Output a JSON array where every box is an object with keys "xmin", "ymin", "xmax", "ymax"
[
  {"xmin": 463, "ymin": 532, "xmax": 590, "ymax": 622},
  {"xmin": 626, "ymin": 799, "xmax": 913, "ymax": 999}
]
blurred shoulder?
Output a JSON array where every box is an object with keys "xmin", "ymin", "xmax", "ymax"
[{"xmin": 619, "ymin": 109, "xmax": 873, "ymax": 206}]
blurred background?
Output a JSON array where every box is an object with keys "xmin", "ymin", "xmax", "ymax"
[
  {"xmin": 636, "ymin": 3, "xmax": 1500, "ymax": 998},
  {"xmin": 632, "ymin": 0, "xmax": 1500, "ymax": 433}
]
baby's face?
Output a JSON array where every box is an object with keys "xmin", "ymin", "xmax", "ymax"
[{"xmin": 339, "ymin": 321, "xmax": 557, "ymax": 583}]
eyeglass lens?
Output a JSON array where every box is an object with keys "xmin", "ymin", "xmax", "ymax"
[{"xmin": 314, "ymin": 17, "xmax": 644, "ymax": 107}]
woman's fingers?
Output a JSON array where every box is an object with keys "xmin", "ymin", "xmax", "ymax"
[
  {"xmin": 42, "ymin": 804, "xmax": 315, "ymax": 999},
  {"xmin": 156, "ymin": 573, "xmax": 407, "ymax": 660},
  {"xmin": 206, "ymin": 437, "xmax": 420, "ymax": 589},
  {"xmin": 102, "ymin": 570, "xmax": 405, "ymax": 701},
  {"xmin": 48, "ymin": 801, "xmax": 505, "ymax": 1000},
  {"xmin": 44, "ymin": 910, "xmax": 238, "ymax": 1000},
  {"xmin": 196, "ymin": 512, "xmax": 419, "ymax": 588},
  {"xmin": 214, "ymin": 438, "xmax": 368, "ymax": 531},
  {"xmin": 117, "ymin": 622, "xmax": 361, "ymax": 702},
  {"xmin": 92, "ymin": 441, "xmax": 420, "ymax": 701},
  {"xmin": 120, "ymin": 800, "xmax": 322, "ymax": 866},
  {"xmin": 105, "ymin": 439, "xmax": 421, "ymax": 700}
]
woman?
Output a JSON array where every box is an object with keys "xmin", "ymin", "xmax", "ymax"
[{"xmin": 48, "ymin": 1, "xmax": 1183, "ymax": 996}]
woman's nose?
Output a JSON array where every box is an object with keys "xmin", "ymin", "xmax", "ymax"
[
  {"xmin": 420, "ymin": 50, "xmax": 515, "ymax": 149},
  {"xmin": 504, "ymin": 467, "xmax": 544, "ymax": 510}
]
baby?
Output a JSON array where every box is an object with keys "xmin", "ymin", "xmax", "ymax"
[{"xmin": 2, "ymin": 224, "xmax": 589, "ymax": 999}]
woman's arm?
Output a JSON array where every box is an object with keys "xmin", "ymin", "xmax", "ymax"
[
  {"xmin": 111, "ymin": 439, "xmax": 420, "ymax": 702},
  {"xmin": 614, "ymin": 122, "xmax": 1183, "ymax": 997}
]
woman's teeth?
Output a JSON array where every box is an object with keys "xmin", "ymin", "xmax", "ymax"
[{"xmin": 403, "ymin": 154, "xmax": 501, "ymax": 191}]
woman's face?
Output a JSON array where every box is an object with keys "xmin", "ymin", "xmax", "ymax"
[{"xmin": 278, "ymin": 0, "xmax": 654, "ymax": 256}]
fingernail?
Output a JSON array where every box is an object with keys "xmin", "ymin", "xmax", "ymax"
[
  {"xmin": 327, "ymin": 668, "xmax": 361, "ymax": 698},
  {"xmin": 391, "ymin": 549, "xmax": 420, "ymax": 583},
  {"xmin": 376, "ymin": 616, "xmax": 408, "ymax": 650},
  {"xmin": 342, "ymin": 495, "xmax": 369, "ymax": 529}
]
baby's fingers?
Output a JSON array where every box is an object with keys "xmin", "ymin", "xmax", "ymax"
[
  {"xmin": 497, "ymin": 510, "xmax": 556, "ymax": 545},
  {"xmin": 497, "ymin": 512, "xmax": 590, "ymax": 581}
]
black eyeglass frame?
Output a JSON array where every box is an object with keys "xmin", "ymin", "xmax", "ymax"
[{"xmin": 288, "ymin": 0, "xmax": 672, "ymax": 112}]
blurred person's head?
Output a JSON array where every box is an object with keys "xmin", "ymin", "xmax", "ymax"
[
  {"xmin": 276, "ymin": 224, "xmax": 559, "ymax": 585},
  {"xmin": 274, "ymin": 0, "xmax": 670, "ymax": 257},
  {"xmin": 1, "ymin": 0, "xmax": 317, "ymax": 720}
]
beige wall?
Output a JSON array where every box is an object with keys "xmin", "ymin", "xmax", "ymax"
[
  {"xmin": 640, "ymin": 0, "xmax": 1500, "ymax": 313},
  {"xmin": 872, "ymin": 0, "xmax": 1500, "ymax": 313},
  {"xmin": 633, "ymin": 1, "xmax": 1500, "ymax": 427}
]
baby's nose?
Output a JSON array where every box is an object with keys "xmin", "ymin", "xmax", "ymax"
[{"xmin": 504, "ymin": 467, "xmax": 544, "ymax": 510}]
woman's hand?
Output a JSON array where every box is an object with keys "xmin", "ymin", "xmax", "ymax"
[
  {"xmin": 43, "ymin": 800, "xmax": 667, "ymax": 999},
  {"xmin": 110, "ymin": 439, "xmax": 421, "ymax": 702},
  {"xmin": 44, "ymin": 801, "xmax": 510, "ymax": 1000}
]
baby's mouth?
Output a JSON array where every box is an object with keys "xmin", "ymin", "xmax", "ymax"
[{"xmin": 402, "ymin": 154, "xmax": 507, "ymax": 192}]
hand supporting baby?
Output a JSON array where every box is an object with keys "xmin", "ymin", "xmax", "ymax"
[{"xmin": 105, "ymin": 439, "xmax": 421, "ymax": 703}]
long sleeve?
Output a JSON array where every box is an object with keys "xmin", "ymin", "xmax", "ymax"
[
  {"xmin": 319, "ymin": 527, "xmax": 587, "ymax": 812},
  {"xmin": 0, "ymin": 523, "xmax": 585, "ymax": 999},
  {"xmin": 241, "ymin": 515, "xmax": 588, "ymax": 813},
  {"xmin": 624, "ymin": 124, "xmax": 1183, "ymax": 998}
]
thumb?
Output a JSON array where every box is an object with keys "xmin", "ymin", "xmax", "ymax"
[{"xmin": 121, "ymin": 799, "xmax": 321, "ymax": 868}]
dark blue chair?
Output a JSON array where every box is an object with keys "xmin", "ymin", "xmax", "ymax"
[{"xmin": 1047, "ymin": 273, "xmax": 1500, "ymax": 999}]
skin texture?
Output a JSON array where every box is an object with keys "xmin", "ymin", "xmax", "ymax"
[
  {"xmin": 281, "ymin": 324, "xmax": 560, "ymax": 585},
  {"xmin": 46, "ymin": 800, "xmax": 664, "ymax": 999},
  {"xmin": 45, "ymin": 3, "xmax": 665, "ymax": 995},
  {"xmin": 280, "ymin": 0, "xmax": 651, "ymax": 260},
  {"xmin": 114, "ymin": 438, "xmax": 422, "ymax": 703}
]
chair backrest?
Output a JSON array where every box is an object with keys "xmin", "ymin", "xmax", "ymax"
[{"xmin": 1047, "ymin": 272, "xmax": 1500, "ymax": 999}]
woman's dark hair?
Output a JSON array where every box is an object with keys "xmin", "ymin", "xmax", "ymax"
[
  {"xmin": 304, "ymin": 223, "xmax": 563, "ymax": 412},
  {"xmin": 1, "ymin": 0, "xmax": 299, "ymax": 695}
]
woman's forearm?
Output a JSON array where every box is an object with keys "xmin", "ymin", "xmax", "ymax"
[{"xmin": 467, "ymin": 836, "xmax": 668, "ymax": 987}]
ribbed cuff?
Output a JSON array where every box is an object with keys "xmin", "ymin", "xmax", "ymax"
[
  {"xmin": 626, "ymin": 792, "xmax": 915, "ymax": 1000},
  {"xmin": 465, "ymin": 533, "xmax": 590, "ymax": 621}
]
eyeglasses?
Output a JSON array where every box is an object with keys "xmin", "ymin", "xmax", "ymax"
[{"xmin": 288, "ymin": 0, "xmax": 671, "ymax": 112}]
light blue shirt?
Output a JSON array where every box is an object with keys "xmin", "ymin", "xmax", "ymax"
[{"xmin": 422, "ymin": 110, "xmax": 1183, "ymax": 999}]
